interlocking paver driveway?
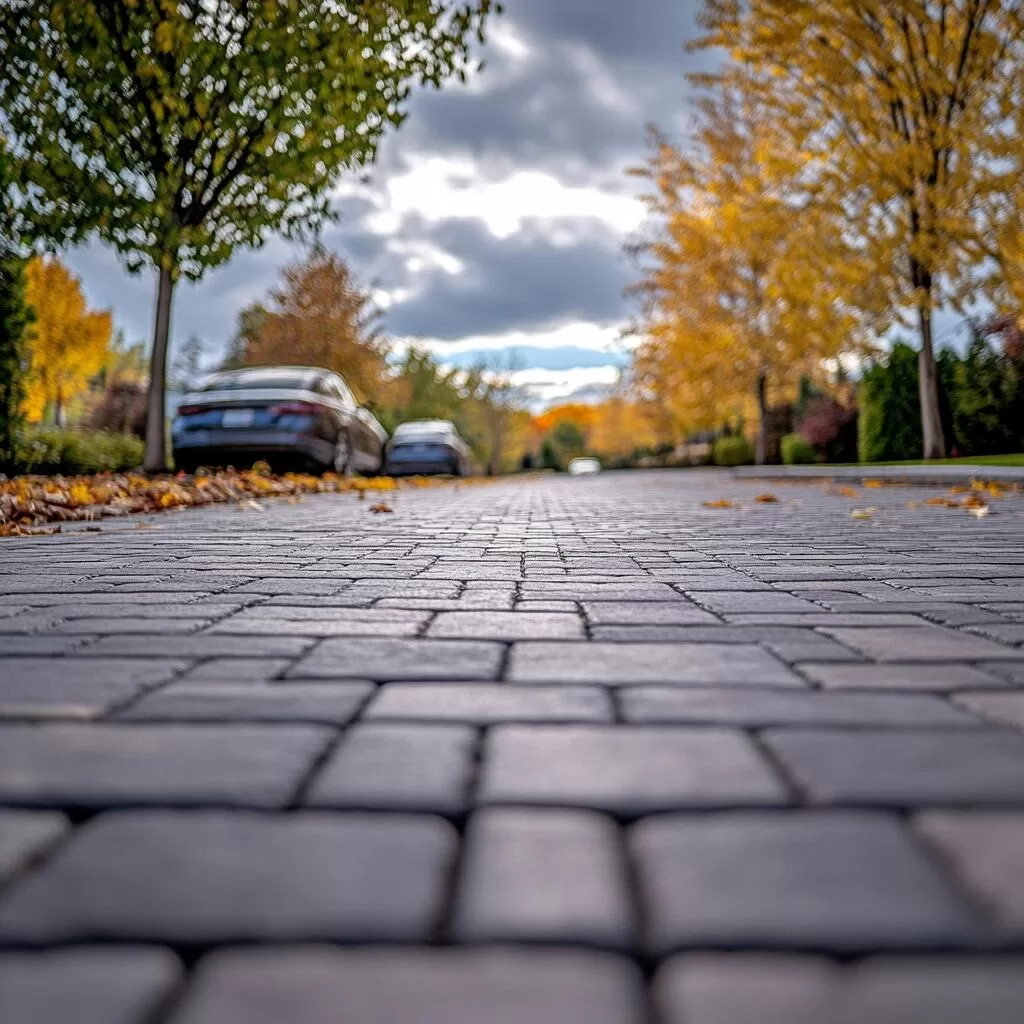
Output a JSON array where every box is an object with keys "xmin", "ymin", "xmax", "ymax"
[{"xmin": 2, "ymin": 469, "xmax": 1024, "ymax": 1022}]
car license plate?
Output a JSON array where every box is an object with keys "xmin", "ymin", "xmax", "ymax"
[{"xmin": 222, "ymin": 409, "xmax": 254, "ymax": 428}]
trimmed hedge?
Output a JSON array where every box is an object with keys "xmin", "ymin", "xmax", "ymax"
[
  {"xmin": 712, "ymin": 435, "xmax": 755, "ymax": 467},
  {"xmin": 8, "ymin": 428, "xmax": 143, "ymax": 476},
  {"xmin": 781, "ymin": 433, "xmax": 816, "ymax": 464}
]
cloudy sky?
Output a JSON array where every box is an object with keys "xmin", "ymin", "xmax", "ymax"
[{"xmin": 65, "ymin": 0, "xmax": 707, "ymax": 408}]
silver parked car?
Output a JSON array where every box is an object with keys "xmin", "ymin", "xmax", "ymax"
[
  {"xmin": 385, "ymin": 419, "xmax": 472, "ymax": 476},
  {"xmin": 171, "ymin": 365, "xmax": 387, "ymax": 475}
]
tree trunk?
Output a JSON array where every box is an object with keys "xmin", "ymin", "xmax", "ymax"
[
  {"xmin": 914, "ymin": 271, "xmax": 946, "ymax": 460},
  {"xmin": 54, "ymin": 390, "xmax": 65, "ymax": 428},
  {"xmin": 755, "ymin": 372, "xmax": 768, "ymax": 465},
  {"xmin": 144, "ymin": 261, "xmax": 175, "ymax": 473}
]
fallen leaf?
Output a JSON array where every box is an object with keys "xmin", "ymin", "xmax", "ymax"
[
  {"xmin": 905, "ymin": 500, "xmax": 920, "ymax": 509},
  {"xmin": 369, "ymin": 502, "xmax": 393, "ymax": 513},
  {"xmin": 831, "ymin": 486, "xmax": 860, "ymax": 498},
  {"xmin": 851, "ymin": 508, "xmax": 875, "ymax": 519},
  {"xmin": 863, "ymin": 479, "xmax": 883, "ymax": 489},
  {"xmin": 968, "ymin": 504, "xmax": 991, "ymax": 518},
  {"xmin": 754, "ymin": 493, "xmax": 779, "ymax": 503},
  {"xmin": 238, "ymin": 499, "xmax": 265, "ymax": 511},
  {"xmin": 703, "ymin": 499, "xmax": 737, "ymax": 508}
]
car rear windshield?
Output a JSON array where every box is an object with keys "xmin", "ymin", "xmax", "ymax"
[
  {"xmin": 201, "ymin": 375, "xmax": 314, "ymax": 392},
  {"xmin": 393, "ymin": 437, "xmax": 448, "ymax": 448}
]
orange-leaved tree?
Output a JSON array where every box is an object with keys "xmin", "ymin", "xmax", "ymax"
[
  {"xmin": 23, "ymin": 255, "xmax": 112, "ymax": 425},
  {"xmin": 242, "ymin": 246, "xmax": 389, "ymax": 403}
]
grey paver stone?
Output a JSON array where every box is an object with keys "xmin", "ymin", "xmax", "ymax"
[
  {"xmin": 82, "ymin": 634, "xmax": 314, "ymax": 658},
  {"xmin": 632, "ymin": 812, "xmax": 979, "ymax": 954},
  {"xmin": 765, "ymin": 729, "xmax": 1024, "ymax": 806},
  {"xmin": 799, "ymin": 662, "xmax": 1004, "ymax": 691},
  {"xmin": 208, "ymin": 609, "xmax": 430, "ymax": 636},
  {"xmin": 619, "ymin": 687, "xmax": 979, "ymax": 728},
  {"xmin": 427, "ymin": 611, "xmax": 584, "ymax": 640},
  {"xmin": 305, "ymin": 723, "xmax": 476, "ymax": 815},
  {"xmin": 480, "ymin": 725, "xmax": 787, "ymax": 815},
  {"xmin": 0, "ymin": 948, "xmax": 181, "ymax": 1024},
  {"xmin": 453, "ymin": 809, "xmax": 631, "ymax": 948},
  {"xmin": 289, "ymin": 637, "xmax": 504, "ymax": 681},
  {"xmin": 0, "ymin": 811, "xmax": 455, "ymax": 944},
  {"xmin": 169, "ymin": 947, "xmax": 645, "ymax": 1024},
  {"xmin": 508, "ymin": 642, "xmax": 802, "ymax": 686},
  {"xmin": 0, "ymin": 723, "xmax": 332, "ymax": 809},
  {"xmin": 115, "ymin": 682, "xmax": 372, "ymax": 724},
  {"xmin": 50, "ymin": 617, "xmax": 213, "ymax": 634},
  {"xmin": 365, "ymin": 683, "xmax": 611, "ymax": 724},
  {"xmin": 582, "ymin": 602, "xmax": 719, "ymax": 625}
]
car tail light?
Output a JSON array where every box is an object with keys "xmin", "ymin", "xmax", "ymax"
[
  {"xmin": 177, "ymin": 405, "xmax": 206, "ymax": 416},
  {"xmin": 271, "ymin": 401, "xmax": 320, "ymax": 415}
]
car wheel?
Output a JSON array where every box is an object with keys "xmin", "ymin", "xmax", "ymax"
[{"xmin": 332, "ymin": 432, "xmax": 353, "ymax": 477}]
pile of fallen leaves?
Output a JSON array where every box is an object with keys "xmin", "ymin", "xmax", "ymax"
[{"xmin": 0, "ymin": 468, "xmax": 423, "ymax": 536}]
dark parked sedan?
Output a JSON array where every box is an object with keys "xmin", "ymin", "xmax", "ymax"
[
  {"xmin": 171, "ymin": 366, "xmax": 387, "ymax": 474},
  {"xmin": 384, "ymin": 420, "xmax": 472, "ymax": 476}
]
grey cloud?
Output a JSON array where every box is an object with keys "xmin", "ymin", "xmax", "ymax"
[
  {"xmin": 356, "ymin": 215, "xmax": 635, "ymax": 340},
  {"xmin": 369, "ymin": 0, "xmax": 709, "ymax": 184}
]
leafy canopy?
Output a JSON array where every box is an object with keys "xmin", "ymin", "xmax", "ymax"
[
  {"xmin": 696, "ymin": 1, "xmax": 1024, "ymax": 316},
  {"xmin": 1, "ymin": 0, "xmax": 496, "ymax": 278}
]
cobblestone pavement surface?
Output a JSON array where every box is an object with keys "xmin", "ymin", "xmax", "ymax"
[{"xmin": 3, "ymin": 469, "xmax": 1024, "ymax": 1023}]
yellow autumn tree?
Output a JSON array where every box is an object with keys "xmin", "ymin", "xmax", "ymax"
[
  {"xmin": 23, "ymin": 255, "xmax": 112, "ymax": 425},
  {"xmin": 631, "ymin": 78, "xmax": 881, "ymax": 461},
  {"xmin": 697, "ymin": 0, "xmax": 1024, "ymax": 458}
]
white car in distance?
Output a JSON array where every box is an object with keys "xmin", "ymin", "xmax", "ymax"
[{"xmin": 567, "ymin": 457, "xmax": 601, "ymax": 475}]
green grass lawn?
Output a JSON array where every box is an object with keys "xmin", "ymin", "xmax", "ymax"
[{"xmin": 826, "ymin": 453, "xmax": 1024, "ymax": 468}]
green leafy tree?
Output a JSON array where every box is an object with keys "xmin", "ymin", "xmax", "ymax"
[
  {"xmin": 0, "ymin": 247, "xmax": 31, "ymax": 472},
  {"xmin": 0, "ymin": 0, "xmax": 496, "ymax": 470},
  {"xmin": 0, "ymin": 141, "xmax": 31, "ymax": 472},
  {"xmin": 858, "ymin": 342, "xmax": 923, "ymax": 462},
  {"xmin": 950, "ymin": 333, "xmax": 1021, "ymax": 456}
]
